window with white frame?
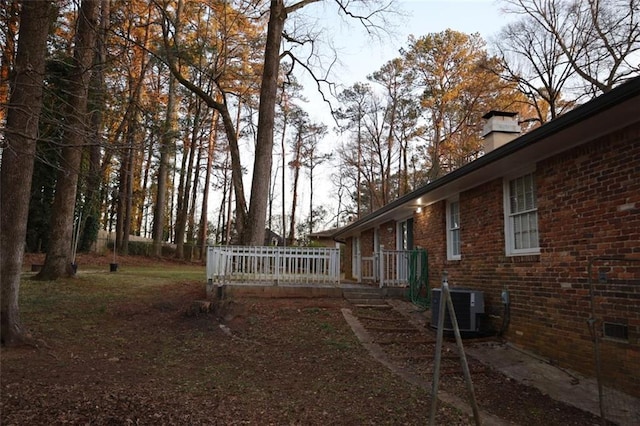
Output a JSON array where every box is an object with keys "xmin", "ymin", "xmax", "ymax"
[
  {"xmin": 504, "ymin": 172, "xmax": 539, "ymax": 255},
  {"xmin": 446, "ymin": 199, "xmax": 461, "ymax": 260}
]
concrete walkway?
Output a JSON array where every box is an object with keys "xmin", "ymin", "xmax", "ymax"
[{"xmin": 466, "ymin": 342, "xmax": 640, "ymax": 426}]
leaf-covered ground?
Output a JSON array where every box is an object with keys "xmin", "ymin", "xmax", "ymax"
[{"xmin": 1, "ymin": 255, "xmax": 604, "ymax": 425}]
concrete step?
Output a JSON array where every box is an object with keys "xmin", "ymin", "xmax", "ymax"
[
  {"xmin": 348, "ymin": 298, "xmax": 388, "ymax": 306},
  {"xmin": 352, "ymin": 303, "xmax": 392, "ymax": 309},
  {"xmin": 343, "ymin": 287, "xmax": 408, "ymax": 307}
]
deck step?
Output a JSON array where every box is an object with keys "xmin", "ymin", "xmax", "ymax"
[
  {"xmin": 346, "ymin": 291, "xmax": 382, "ymax": 299},
  {"xmin": 344, "ymin": 287, "xmax": 381, "ymax": 296},
  {"xmin": 364, "ymin": 326, "xmax": 421, "ymax": 332},
  {"xmin": 344, "ymin": 287, "xmax": 396, "ymax": 309},
  {"xmin": 343, "ymin": 287, "xmax": 381, "ymax": 293}
]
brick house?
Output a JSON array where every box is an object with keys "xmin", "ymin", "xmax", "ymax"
[{"xmin": 332, "ymin": 77, "xmax": 640, "ymax": 397}]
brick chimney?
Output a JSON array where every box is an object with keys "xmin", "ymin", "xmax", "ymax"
[{"xmin": 481, "ymin": 111, "xmax": 521, "ymax": 153}]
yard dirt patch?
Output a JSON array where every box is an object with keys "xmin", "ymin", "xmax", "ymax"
[{"xmin": 2, "ymin": 255, "xmax": 605, "ymax": 425}]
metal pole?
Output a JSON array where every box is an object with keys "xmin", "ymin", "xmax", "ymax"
[
  {"xmin": 429, "ymin": 272, "xmax": 448, "ymax": 425},
  {"xmin": 445, "ymin": 283, "xmax": 481, "ymax": 425}
]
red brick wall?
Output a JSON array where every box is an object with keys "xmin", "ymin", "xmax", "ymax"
[
  {"xmin": 413, "ymin": 200, "xmax": 446, "ymax": 273},
  {"xmin": 413, "ymin": 124, "xmax": 640, "ymax": 397},
  {"xmin": 533, "ymin": 125, "xmax": 640, "ymax": 396}
]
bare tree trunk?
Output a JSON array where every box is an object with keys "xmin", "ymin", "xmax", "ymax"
[
  {"xmin": 217, "ymin": 178, "xmax": 227, "ymax": 245},
  {"xmin": 224, "ymin": 152, "xmax": 234, "ymax": 245},
  {"xmin": 116, "ymin": 109, "xmax": 138, "ymax": 255},
  {"xmin": 79, "ymin": 0, "xmax": 109, "ymax": 253},
  {"xmin": 304, "ymin": 127, "xmax": 329, "ymax": 235},
  {"xmin": 401, "ymin": 138, "xmax": 409, "ymax": 196},
  {"xmin": 186, "ymin": 134, "xmax": 203, "ymax": 256},
  {"xmin": 115, "ymin": 154, "xmax": 124, "ymax": 247},
  {"xmin": 268, "ymin": 166, "xmax": 277, "ymax": 232},
  {"xmin": 288, "ymin": 165, "xmax": 300, "ymax": 246},
  {"xmin": 123, "ymin": 132, "xmax": 135, "ymax": 246},
  {"xmin": 385, "ymin": 108, "xmax": 395, "ymax": 204},
  {"xmin": 0, "ymin": 0, "xmax": 19, "ymax": 127},
  {"xmin": 169, "ymin": 155, "xmax": 177, "ymax": 241},
  {"xmin": 175, "ymin": 99, "xmax": 200, "ymax": 259},
  {"xmin": 198, "ymin": 110, "xmax": 218, "ymax": 258},
  {"xmin": 115, "ymin": 140, "xmax": 128, "ymax": 251},
  {"xmin": 187, "ymin": 107, "xmax": 206, "ymax": 245},
  {"xmin": 153, "ymin": 73, "xmax": 177, "ymax": 256},
  {"xmin": 309, "ymin": 163, "xmax": 314, "ymax": 234},
  {"xmin": 245, "ymin": 0, "xmax": 287, "ymax": 246},
  {"xmin": 281, "ymin": 109, "xmax": 287, "ymax": 245},
  {"xmin": 288, "ymin": 134, "xmax": 302, "ymax": 246},
  {"xmin": 428, "ymin": 113, "xmax": 443, "ymax": 181},
  {"xmin": 138, "ymin": 136, "xmax": 154, "ymax": 236},
  {"xmin": 38, "ymin": 0, "xmax": 99, "ymax": 280},
  {"xmin": 0, "ymin": 0, "xmax": 53, "ymax": 345},
  {"xmin": 174, "ymin": 133, "xmax": 190, "ymax": 258}
]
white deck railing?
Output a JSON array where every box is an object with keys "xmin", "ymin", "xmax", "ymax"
[
  {"xmin": 379, "ymin": 250, "xmax": 412, "ymax": 287},
  {"xmin": 356, "ymin": 250, "xmax": 414, "ymax": 287},
  {"xmin": 206, "ymin": 246, "xmax": 340, "ymax": 286}
]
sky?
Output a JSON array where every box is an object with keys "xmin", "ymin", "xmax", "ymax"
[
  {"xmin": 322, "ymin": 0, "xmax": 508, "ymax": 87},
  {"xmin": 281, "ymin": 0, "xmax": 514, "ymax": 232}
]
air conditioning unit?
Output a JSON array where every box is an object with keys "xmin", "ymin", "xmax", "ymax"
[{"xmin": 431, "ymin": 288, "xmax": 485, "ymax": 333}]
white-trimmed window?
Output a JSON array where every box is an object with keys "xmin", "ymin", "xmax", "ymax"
[
  {"xmin": 446, "ymin": 199, "xmax": 461, "ymax": 260},
  {"xmin": 504, "ymin": 172, "xmax": 539, "ymax": 255}
]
